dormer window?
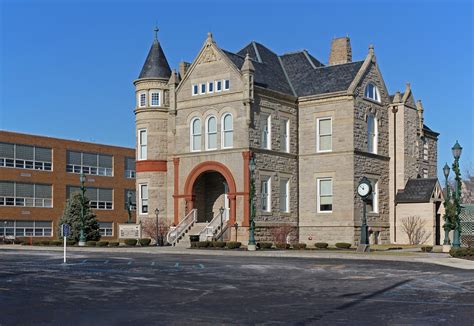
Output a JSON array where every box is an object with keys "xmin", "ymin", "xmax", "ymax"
[
  {"xmin": 216, "ymin": 80, "xmax": 222, "ymax": 92},
  {"xmin": 364, "ymin": 83, "xmax": 380, "ymax": 102},
  {"xmin": 208, "ymin": 82, "xmax": 214, "ymax": 93},
  {"xmin": 150, "ymin": 90, "xmax": 160, "ymax": 107},
  {"xmin": 224, "ymin": 79, "xmax": 230, "ymax": 91},
  {"xmin": 139, "ymin": 92, "xmax": 146, "ymax": 107},
  {"xmin": 192, "ymin": 84, "xmax": 198, "ymax": 96}
]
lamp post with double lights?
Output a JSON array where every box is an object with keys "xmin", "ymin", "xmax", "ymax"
[
  {"xmin": 451, "ymin": 141, "xmax": 463, "ymax": 248},
  {"xmin": 78, "ymin": 172, "xmax": 86, "ymax": 247},
  {"xmin": 442, "ymin": 163, "xmax": 451, "ymax": 246},
  {"xmin": 248, "ymin": 155, "xmax": 256, "ymax": 251}
]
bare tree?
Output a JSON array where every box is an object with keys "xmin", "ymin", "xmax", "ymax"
[
  {"xmin": 401, "ymin": 216, "xmax": 431, "ymax": 245},
  {"xmin": 141, "ymin": 218, "xmax": 171, "ymax": 246}
]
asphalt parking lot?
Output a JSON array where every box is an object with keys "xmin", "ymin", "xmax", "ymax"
[{"xmin": 0, "ymin": 249, "xmax": 473, "ymax": 325}]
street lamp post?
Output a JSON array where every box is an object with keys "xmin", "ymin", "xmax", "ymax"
[
  {"xmin": 442, "ymin": 163, "xmax": 451, "ymax": 247},
  {"xmin": 219, "ymin": 206, "xmax": 224, "ymax": 241},
  {"xmin": 78, "ymin": 172, "xmax": 86, "ymax": 247},
  {"xmin": 248, "ymin": 155, "xmax": 256, "ymax": 251},
  {"xmin": 154, "ymin": 208, "xmax": 160, "ymax": 246},
  {"xmin": 126, "ymin": 191, "xmax": 133, "ymax": 224},
  {"xmin": 451, "ymin": 141, "xmax": 463, "ymax": 248}
]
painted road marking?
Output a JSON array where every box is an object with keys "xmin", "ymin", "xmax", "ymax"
[
  {"xmin": 199, "ymin": 264, "xmax": 204, "ymax": 269},
  {"xmin": 127, "ymin": 261, "xmax": 132, "ymax": 265},
  {"xmin": 174, "ymin": 263, "xmax": 179, "ymax": 268},
  {"xmin": 151, "ymin": 262, "xmax": 155, "ymax": 266},
  {"xmin": 103, "ymin": 260, "xmax": 109, "ymax": 264},
  {"xmin": 81, "ymin": 260, "xmax": 87, "ymax": 264}
]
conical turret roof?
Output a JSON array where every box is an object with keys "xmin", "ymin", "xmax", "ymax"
[{"xmin": 138, "ymin": 38, "xmax": 171, "ymax": 79}]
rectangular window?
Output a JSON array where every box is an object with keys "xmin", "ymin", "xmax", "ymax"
[
  {"xmin": 208, "ymin": 81, "xmax": 214, "ymax": 93},
  {"xmin": 423, "ymin": 168, "xmax": 428, "ymax": 179},
  {"xmin": 124, "ymin": 157, "xmax": 136, "ymax": 178},
  {"xmin": 279, "ymin": 178, "xmax": 289, "ymax": 213},
  {"xmin": 224, "ymin": 79, "xmax": 230, "ymax": 90},
  {"xmin": 0, "ymin": 182, "xmax": 52, "ymax": 208},
  {"xmin": 317, "ymin": 178, "xmax": 333, "ymax": 213},
  {"xmin": 150, "ymin": 91, "xmax": 160, "ymax": 106},
  {"xmin": 260, "ymin": 177, "xmax": 271, "ymax": 212},
  {"xmin": 139, "ymin": 184, "xmax": 148, "ymax": 214},
  {"xmin": 66, "ymin": 151, "xmax": 112, "ymax": 176},
  {"xmin": 192, "ymin": 84, "xmax": 199, "ymax": 96},
  {"xmin": 67, "ymin": 186, "xmax": 112, "ymax": 210},
  {"xmin": 138, "ymin": 129, "xmax": 147, "ymax": 160},
  {"xmin": 317, "ymin": 117, "xmax": 332, "ymax": 152},
  {"xmin": 99, "ymin": 222, "xmax": 113, "ymax": 237},
  {"xmin": 423, "ymin": 141, "xmax": 429, "ymax": 161},
  {"xmin": 0, "ymin": 142, "xmax": 52, "ymax": 171},
  {"xmin": 0, "ymin": 220, "xmax": 52, "ymax": 238},
  {"xmin": 139, "ymin": 93, "xmax": 146, "ymax": 107},
  {"xmin": 216, "ymin": 80, "xmax": 222, "ymax": 92},
  {"xmin": 261, "ymin": 114, "xmax": 271, "ymax": 150},
  {"xmin": 200, "ymin": 83, "xmax": 206, "ymax": 94},
  {"xmin": 367, "ymin": 115, "xmax": 378, "ymax": 154},
  {"xmin": 280, "ymin": 119, "xmax": 289, "ymax": 153},
  {"xmin": 367, "ymin": 180, "xmax": 378, "ymax": 213}
]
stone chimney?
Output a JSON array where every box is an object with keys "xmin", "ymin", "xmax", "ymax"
[
  {"xmin": 328, "ymin": 37, "xmax": 352, "ymax": 65},
  {"xmin": 179, "ymin": 61, "xmax": 191, "ymax": 79}
]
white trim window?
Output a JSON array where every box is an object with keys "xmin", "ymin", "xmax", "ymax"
[
  {"xmin": 190, "ymin": 118, "xmax": 202, "ymax": 152},
  {"xmin": 221, "ymin": 113, "xmax": 233, "ymax": 149},
  {"xmin": 99, "ymin": 222, "xmax": 113, "ymax": 237},
  {"xmin": 150, "ymin": 90, "xmax": 160, "ymax": 107},
  {"xmin": 367, "ymin": 114, "xmax": 378, "ymax": 154},
  {"xmin": 138, "ymin": 92, "xmax": 147, "ymax": 108},
  {"xmin": 423, "ymin": 168, "xmax": 429, "ymax": 179},
  {"xmin": 317, "ymin": 178, "xmax": 333, "ymax": 213},
  {"xmin": 205, "ymin": 116, "xmax": 217, "ymax": 150},
  {"xmin": 317, "ymin": 117, "xmax": 332, "ymax": 152},
  {"xmin": 367, "ymin": 180, "xmax": 379, "ymax": 213},
  {"xmin": 261, "ymin": 177, "xmax": 271, "ymax": 212},
  {"xmin": 280, "ymin": 118, "xmax": 289, "ymax": 153},
  {"xmin": 208, "ymin": 81, "xmax": 214, "ymax": 93},
  {"xmin": 192, "ymin": 84, "xmax": 199, "ymax": 96},
  {"xmin": 279, "ymin": 178, "xmax": 289, "ymax": 213},
  {"xmin": 224, "ymin": 79, "xmax": 230, "ymax": 91},
  {"xmin": 261, "ymin": 114, "xmax": 271, "ymax": 150},
  {"xmin": 139, "ymin": 184, "xmax": 148, "ymax": 214},
  {"xmin": 364, "ymin": 83, "xmax": 381, "ymax": 102},
  {"xmin": 216, "ymin": 80, "xmax": 222, "ymax": 92},
  {"xmin": 423, "ymin": 140, "xmax": 429, "ymax": 161},
  {"xmin": 200, "ymin": 83, "xmax": 206, "ymax": 94},
  {"xmin": 138, "ymin": 129, "xmax": 147, "ymax": 160}
]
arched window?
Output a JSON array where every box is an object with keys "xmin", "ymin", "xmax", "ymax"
[
  {"xmin": 190, "ymin": 118, "xmax": 201, "ymax": 152},
  {"xmin": 367, "ymin": 114, "xmax": 378, "ymax": 154},
  {"xmin": 364, "ymin": 83, "xmax": 380, "ymax": 102},
  {"xmin": 206, "ymin": 116, "xmax": 217, "ymax": 150},
  {"xmin": 221, "ymin": 113, "xmax": 233, "ymax": 148}
]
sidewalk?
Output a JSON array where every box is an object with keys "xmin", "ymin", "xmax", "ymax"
[{"xmin": 2, "ymin": 244, "xmax": 473, "ymax": 270}]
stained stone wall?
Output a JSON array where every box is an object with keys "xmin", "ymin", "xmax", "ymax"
[{"xmin": 403, "ymin": 105, "xmax": 419, "ymax": 181}]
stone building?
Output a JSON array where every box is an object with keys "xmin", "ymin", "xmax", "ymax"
[{"xmin": 133, "ymin": 31, "xmax": 440, "ymax": 246}]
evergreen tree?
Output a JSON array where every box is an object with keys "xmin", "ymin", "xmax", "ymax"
[{"xmin": 58, "ymin": 192, "xmax": 101, "ymax": 241}]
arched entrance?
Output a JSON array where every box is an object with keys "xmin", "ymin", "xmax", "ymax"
[{"xmin": 183, "ymin": 161, "xmax": 237, "ymax": 225}]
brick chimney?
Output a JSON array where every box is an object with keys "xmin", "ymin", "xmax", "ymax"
[{"xmin": 328, "ymin": 37, "xmax": 352, "ymax": 65}]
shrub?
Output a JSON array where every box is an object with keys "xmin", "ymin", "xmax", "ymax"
[
  {"xmin": 450, "ymin": 248, "xmax": 474, "ymax": 258},
  {"xmin": 293, "ymin": 243, "xmax": 307, "ymax": 250},
  {"xmin": 421, "ymin": 246, "xmax": 433, "ymax": 252},
  {"xmin": 124, "ymin": 239, "xmax": 137, "ymax": 246},
  {"xmin": 335, "ymin": 242, "xmax": 352, "ymax": 249},
  {"xmin": 97, "ymin": 241, "xmax": 109, "ymax": 247},
  {"xmin": 13, "ymin": 239, "xmax": 23, "ymax": 245},
  {"xmin": 139, "ymin": 238, "xmax": 151, "ymax": 246},
  {"xmin": 32, "ymin": 240, "xmax": 42, "ymax": 246},
  {"xmin": 258, "ymin": 242, "xmax": 273, "ymax": 249},
  {"xmin": 226, "ymin": 241, "xmax": 241, "ymax": 249},
  {"xmin": 50, "ymin": 240, "xmax": 62, "ymax": 246},
  {"xmin": 197, "ymin": 241, "xmax": 210, "ymax": 248},
  {"xmin": 40, "ymin": 240, "xmax": 50, "ymax": 246},
  {"xmin": 86, "ymin": 241, "xmax": 97, "ymax": 247},
  {"xmin": 212, "ymin": 241, "xmax": 226, "ymax": 248},
  {"xmin": 315, "ymin": 242, "xmax": 329, "ymax": 249},
  {"xmin": 275, "ymin": 243, "xmax": 290, "ymax": 249},
  {"xmin": 108, "ymin": 241, "xmax": 119, "ymax": 247},
  {"xmin": 67, "ymin": 240, "xmax": 76, "ymax": 246},
  {"xmin": 190, "ymin": 241, "xmax": 198, "ymax": 248}
]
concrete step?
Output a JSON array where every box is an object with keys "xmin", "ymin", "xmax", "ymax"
[{"xmin": 174, "ymin": 222, "xmax": 208, "ymax": 248}]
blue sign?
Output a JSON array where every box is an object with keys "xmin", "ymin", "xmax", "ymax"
[{"xmin": 61, "ymin": 224, "xmax": 71, "ymax": 237}]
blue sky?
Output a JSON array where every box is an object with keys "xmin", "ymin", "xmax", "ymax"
[{"xmin": 1, "ymin": 0, "xmax": 472, "ymax": 179}]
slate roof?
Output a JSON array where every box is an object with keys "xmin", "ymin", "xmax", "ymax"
[
  {"xmin": 139, "ymin": 39, "xmax": 172, "ymax": 79},
  {"xmin": 221, "ymin": 41, "xmax": 364, "ymax": 97},
  {"xmin": 423, "ymin": 124, "xmax": 440, "ymax": 136},
  {"xmin": 396, "ymin": 178, "xmax": 439, "ymax": 203}
]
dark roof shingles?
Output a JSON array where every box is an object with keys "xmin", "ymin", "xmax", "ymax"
[
  {"xmin": 139, "ymin": 40, "xmax": 172, "ymax": 79},
  {"xmin": 396, "ymin": 178, "xmax": 438, "ymax": 203}
]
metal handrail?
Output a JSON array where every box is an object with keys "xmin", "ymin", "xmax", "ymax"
[
  {"xmin": 166, "ymin": 209, "xmax": 197, "ymax": 246},
  {"xmin": 199, "ymin": 212, "xmax": 224, "ymax": 242},
  {"xmin": 213, "ymin": 221, "xmax": 230, "ymax": 242}
]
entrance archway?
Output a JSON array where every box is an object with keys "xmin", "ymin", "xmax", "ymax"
[{"xmin": 183, "ymin": 161, "xmax": 237, "ymax": 225}]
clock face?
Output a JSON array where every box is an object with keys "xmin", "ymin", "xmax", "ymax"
[{"xmin": 358, "ymin": 183, "xmax": 370, "ymax": 197}]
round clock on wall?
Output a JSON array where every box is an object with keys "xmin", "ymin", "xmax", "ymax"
[{"xmin": 357, "ymin": 177, "xmax": 372, "ymax": 198}]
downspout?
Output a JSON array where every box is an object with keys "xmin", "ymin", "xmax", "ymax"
[{"xmin": 392, "ymin": 105, "xmax": 398, "ymax": 242}]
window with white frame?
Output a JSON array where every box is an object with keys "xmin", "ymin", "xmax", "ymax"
[
  {"xmin": 366, "ymin": 180, "xmax": 378, "ymax": 213},
  {"xmin": 190, "ymin": 118, "xmax": 202, "ymax": 151},
  {"xmin": 206, "ymin": 116, "xmax": 217, "ymax": 150},
  {"xmin": 0, "ymin": 182, "xmax": 52, "ymax": 208},
  {"xmin": 138, "ymin": 129, "xmax": 147, "ymax": 160},
  {"xmin": 99, "ymin": 222, "xmax": 113, "ymax": 237},
  {"xmin": 66, "ymin": 186, "xmax": 113, "ymax": 210},
  {"xmin": 261, "ymin": 177, "xmax": 271, "ymax": 212},
  {"xmin": 317, "ymin": 117, "xmax": 332, "ymax": 152},
  {"xmin": 0, "ymin": 220, "xmax": 52, "ymax": 237},
  {"xmin": 280, "ymin": 118, "xmax": 289, "ymax": 153},
  {"xmin": 364, "ymin": 83, "xmax": 380, "ymax": 102},
  {"xmin": 423, "ymin": 168, "xmax": 429, "ymax": 179},
  {"xmin": 317, "ymin": 178, "xmax": 333, "ymax": 213},
  {"xmin": 261, "ymin": 114, "xmax": 271, "ymax": 150},
  {"xmin": 222, "ymin": 113, "xmax": 233, "ymax": 148},
  {"xmin": 224, "ymin": 79, "xmax": 230, "ymax": 90},
  {"xmin": 200, "ymin": 83, "xmax": 206, "ymax": 94},
  {"xmin": 66, "ymin": 151, "xmax": 113, "ymax": 176},
  {"xmin": 279, "ymin": 178, "xmax": 289, "ymax": 213},
  {"xmin": 0, "ymin": 142, "xmax": 52, "ymax": 171},
  {"xmin": 216, "ymin": 80, "xmax": 222, "ymax": 92},
  {"xmin": 367, "ymin": 114, "xmax": 378, "ymax": 154},
  {"xmin": 208, "ymin": 81, "xmax": 214, "ymax": 93},
  {"xmin": 192, "ymin": 84, "xmax": 199, "ymax": 96},
  {"xmin": 124, "ymin": 157, "xmax": 136, "ymax": 178},
  {"xmin": 423, "ymin": 140, "xmax": 429, "ymax": 161},
  {"xmin": 139, "ymin": 184, "xmax": 148, "ymax": 214},
  {"xmin": 150, "ymin": 90, "xmax": 160, "ymax": 106},
  {"xmin": 139, "ymin": 92, "xmax": 147, "ymax": 107}
]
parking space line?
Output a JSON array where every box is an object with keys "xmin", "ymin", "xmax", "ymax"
[
  {"xmin": 103, "ymin": 260, "xmax": 109, "ymax": 264},
  {"xmin": 127, "ymin": 261, "xmax": 132, "ymax": 265},
  {"xmin": 174, "ymin": 263, "xmax": 179, "ymax": 268},
  {"xmin": 151, "ymin": 262, "xmax": 155, "ymax": 266}
]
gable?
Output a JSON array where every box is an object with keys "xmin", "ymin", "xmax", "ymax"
[
  {"xmin": 353, "ymin": 60, "xmax": 390, "ymax": 105},
  {"xmin": 396, "ymin": 178, "xmax": 440, "ymax": 203}
]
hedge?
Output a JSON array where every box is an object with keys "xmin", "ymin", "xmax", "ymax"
[
  {"xmin": 97, "ymin": 241, "xmax": 109, "ymax": 247},
  {"xmin": 450, "ymin": 248, "xmax": 474, "ymax": 258},
  {"xmin": 50, "ymin": 240, "xmax": 62, "ymax": 246},
  {"xmin": 258, "ymin": 242, "xmax": 273, "ymax": 249},
  {"xmin": 226, "ymin": 241, "xmax": 241, "ymax": 249},
  {"xmin": 292, "ymin": 243, "xmax": 307, "ymax": 250},
  {"xmin": 275, "ymin": 243, "xmax": 290, "ymax": 249},
  {"xmin": 315, "ymin": 242, "xmax": 329, "ymax": 249},
  {"xmin": 335, "ymin": 242, "xmax": 352, "ymax": 249},
  {"xmin": 421, "ymin": 246, "xmax": 433, "ymax": 252},
  {"xmin": 86, "ymin": 241, "xmax": 97, "ymax": 247},
  {"xmin": 40, "ymin": 240, "xmax": 50, "ymax": 246},
  {"xmin": 124, "ymin": 239, "xmax": 137, "ymax": 246},
  {"xmin": 212, "ymin": 241, "xmax": 226, "ymax": 248},
  {"xmin": 108, "ymin": 241, "xmax": 119, "ymax": 247},
  {"xmin": 139, "ymin": 238, "xmax": 151, "ymax": 246},
  {"xmin": 197, "ymin": 241, "xmax": 210, "ymax": 248}
]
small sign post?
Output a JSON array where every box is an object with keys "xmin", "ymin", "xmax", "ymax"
[{"xmin": 61, "ymin": 224, "xmax": 71, "ymax": 264}]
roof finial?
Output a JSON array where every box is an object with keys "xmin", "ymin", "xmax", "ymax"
[{"xmin": 154, "ymin": 26, "xmax": 159, "ymax": 40}]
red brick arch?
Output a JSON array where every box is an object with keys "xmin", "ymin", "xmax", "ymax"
[{"xmin": 184, "ymin": 161, "xmax": 237, "ymax": 224}]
